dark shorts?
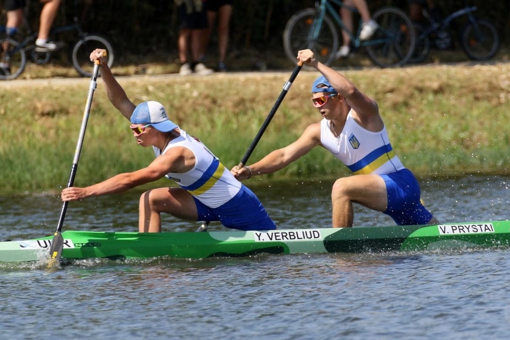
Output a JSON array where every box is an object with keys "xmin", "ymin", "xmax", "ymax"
[
  {"xmin": 382, "ymin": 169, "xmax": 433, "ymax": 225},
  {"xmin": 206, "ymin": 0, "xmax": 233, "ymax": 12},
  {"xmin": 5, "ymin": 0, "xmax": 26, "ymax": 11},
  {"xmin": 193, "ymin": 185, "xmax": 277, "ymax": 231},
  {"xmin": 178, "ymin": 3, "xmax": 208, "ymax": 30}
]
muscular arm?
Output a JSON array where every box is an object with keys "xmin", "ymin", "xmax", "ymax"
[
  {"xmin": 232, "ymin": 124, "xmax": 321, "ymax": 179},
  {"xmin": 298, "ymin": 49, "xmax": 382, "ymax": 130},
  {"xmin": 61, "ymin": 148, "xmax": 192, "ymax": 201},
  {"xmin": 316, "ymin": 62, "xmax": 378, "ymax": 118},
  {"xmin": 90, "ymin": 49, "xmax": 136, "ymax": 120}
]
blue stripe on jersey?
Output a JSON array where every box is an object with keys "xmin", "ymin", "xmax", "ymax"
[
  {"xmin": 180, "ymin": 158, "xmax": 220, "ymax": 191},
  {"xmin": 347, "ymin": 144, "xmax": 394, "ymax": 173}
]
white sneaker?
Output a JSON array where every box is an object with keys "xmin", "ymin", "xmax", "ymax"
[
  {"xmin": 194, "ymin": 63, "xmax": 214, "ymax": 75},
  {"xmin": 179, "ymin": 63, "xmax": 192, "ymax": 76},
  {"xmin": 359, "ymin": 20, "xmax": 378, "ymax": 41},
  {"xmin": 35, "ymin": 39, "xmax": 64, "ymax": 52},
  {"xmin": 335, "ymin": 45, "xmax": 350, "ymax": 59}
]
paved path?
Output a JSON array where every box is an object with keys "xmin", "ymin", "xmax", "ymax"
[
  {"xmin": 0, "ymin": 70, "xmax": 299, "ymax": 88},
  {"xmin": 1, "ymin": 60, "xmax": 507, "ymax": 88}
]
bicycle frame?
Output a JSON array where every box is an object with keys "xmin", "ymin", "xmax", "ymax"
[
  {"xmin": 3, "ymin": 34, "xmax": 36, "ymax": 56},
  {"xmin": 419, "ymin": 6, "xmax": 477, "ymax": 39},
  {"xmin": 1, "ymin": 1, "xmax": 115, "ymax": 80},
  {"xmin": 311, "ymin": 0, "xmax": 358, "ymax": 44},
  {"xmin": 310, "ymin": 0, "xmax": 396, "ymax": 49},
  {"xmin": 2, "ymin": 16, "xmax": 85, "ymax": 61},
  {"xmin": 51, "ymin": 18, "xmax": 86, "ymax": 38}
]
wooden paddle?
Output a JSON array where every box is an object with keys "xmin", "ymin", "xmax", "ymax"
[
  {"xmin": 237, "ymin": 61, "xmax": 303, "ymax": 168},
  {"xmin": 47, "ymin": 53, "xmax": 105, "ymax": 267}
]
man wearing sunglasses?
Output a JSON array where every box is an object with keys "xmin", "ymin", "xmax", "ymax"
[
  {"xmin": 232, "ymin": 49, "xmax": 438, "ymax": 228},
  {"xmin": 60, "ymin": 49, "xmax": 276, "ymax": 233}
]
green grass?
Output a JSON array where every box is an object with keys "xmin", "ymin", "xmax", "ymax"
[{"xmin": 1, "ymin": 62, "xmax": 510, "ymax": 194}]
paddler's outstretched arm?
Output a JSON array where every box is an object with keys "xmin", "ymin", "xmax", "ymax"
[
  {"xmin": 61, "ymin": 151, "xmax": 186, "ymax": 201},
  {"xmin": 232, "ymin": 124, "xmax": 321, "ymax": 180}
]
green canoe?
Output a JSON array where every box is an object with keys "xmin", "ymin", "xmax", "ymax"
[{"xmin": 1, "ymin": 220, "xmax": 509, "ymax": 263}]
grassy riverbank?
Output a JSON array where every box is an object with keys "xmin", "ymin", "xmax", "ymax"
[{"xmin": 1, "ymin": 63, "xmax": 509, "ymax": 194}]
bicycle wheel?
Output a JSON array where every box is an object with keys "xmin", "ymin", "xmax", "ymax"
[
  {"xmin": 71, "ymin": 35, "xmax": 114, "ymax": 77},
  {"xmin": 461, "ymin": 19, "xmax": 500, "ymax": 61},
  {"xmin": 0, "ymin": 38, "xmax": 27, "ymax": 80},
  {"xmin": 283, "ymin": 8, "xmax": 338, "ymax": 67},
  {"xmin": 408, "ymin": 23, "xmax": 430, "ymax": 64},
  {"xmin": 31, "ymin": 50, "xmax": 51, "ymax": 65},
  {"xmin": 366, "ymin": 7, "xmax": 415, "ymax": 68}
]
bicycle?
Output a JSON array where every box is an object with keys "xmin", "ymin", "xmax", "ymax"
[
  {"xmin": 283, "ymin": 0, "xmax": 416, "ymax": 68},
  {"xmin": 0, "ymin": 5, "xmax": 114, "ymax": 80},
  {"xmin": 410, "ymin": 0, "xmax": 500, "ymax": 63}
]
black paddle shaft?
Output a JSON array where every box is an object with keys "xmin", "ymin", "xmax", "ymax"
[
  {"xmin": 238, "ymin": 62, "xmax": 303, "ymax": 167},
  {"xmin": 48, "ymin": 55, "xmax": 105, "ymax": 265},
  {"xmin": 54, "ymin": 62, "xmax": 101, "ymax": 234}
]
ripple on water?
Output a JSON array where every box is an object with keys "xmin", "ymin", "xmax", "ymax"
[{"xmin": 1, "ymin": 177, "xmax": 510, "ymax": 339}]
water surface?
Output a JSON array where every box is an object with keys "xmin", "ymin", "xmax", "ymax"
[{"xmin": 1, "ymin": 176, "xmax": 509, "ymax": 339}]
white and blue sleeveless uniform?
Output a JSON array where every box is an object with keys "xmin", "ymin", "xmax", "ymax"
[
  {"xmin": 154, "ymin": 130, "xmax": 276, "ymax": 231},
  {"xmin": 320, "ymin": 112, "xmax": 432, "ymax": 225}
]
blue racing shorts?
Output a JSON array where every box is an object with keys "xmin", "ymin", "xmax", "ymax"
[
  {"xmin": 381, "ymin": 169, "xmax": 433, "ymax": 225},
  {"xmin": 193, "ymin": 185, "xmax": 277, "ymax": 231}
]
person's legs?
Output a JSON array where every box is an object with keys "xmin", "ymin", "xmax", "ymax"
[
  {"xmin": 177, "ymin": 3, "xmax": 194, "ymax": 75},
  {"xmin": 138, "ymin": 187, "xmax": 198, "ymax": 232},
  {"xmin": 190, "ymin": 29, "xmax": 204, "ymax": 63},
  {"xmin": 354, "ymin": 0, "xmax": 378, "ymax": 40},
  {"xmin": 6, "ymin": 8, "xmax": 24, "ymax": 35},
  {"xmin": 213, "ymin": 186, "xmax": 276, "ymax": 231},
  {"xmin": 409, "ymin": 2, "xmax": 423, "ymax": 22},
  {"xmin": 178, "ymin": 27, "xmax": 194, "ymax": 75},
  {"xmin": 408, "ymin": 0, "xmax": 435, "ymax": 22},
  {"xmin": 188, "ymin": 3, "xmax": 213, "ymax": 75},
  {"xmin": 178, "ymin": 28, "xmax": 190, "ymax": 64},
  {"xmin": 203, "ymin": 10, "xmax": 217, "ymax": 59},
  {"xmin": 331, "ymin": 174, "xmax": 388, "ymax": 228},
  {"xmin": 381, "ymin": 170, "xmax": 438, "ymax": 226},
  {"xmin": 352, "ymin": 0, "xmax": 371, "ymax": 23},
  {"xmin": 35, "ymin": 0, "xmax": 63, "ymax": 50},
  {"xmin": 2, "ymin": 7, "xmax": 24, "ymax": 71},
  {"xmin": 191, "ymin": 29, "xmax": 213, "ymax": 74},
  {"xmin": 337, "ymin": 1, "xmax": 353, "ymax": 58},
  {"xmin": 37, "ymin": 0, "xmax": 61, "ymax": 41},
  {"xmin": 216, "ymin": 4, "xmax": 232, "ymax": 68}
]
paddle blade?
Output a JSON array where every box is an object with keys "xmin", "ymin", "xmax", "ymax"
[{"xmin": 47, "ymin": 231, "xmax": 64, "ymax": 267}]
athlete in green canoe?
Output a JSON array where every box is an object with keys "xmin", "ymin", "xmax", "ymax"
[
  {"xmin": 232, "ymin": 48, "xmax": 439, "ymax": 228},
  {"xmin": 61, "ymin": 49, "xmax": 276, "ymax": 233}
]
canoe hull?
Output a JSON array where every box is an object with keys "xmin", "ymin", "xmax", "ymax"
[{"xmin": 2, "ymin": 221, "xmax": 509, "ymax": 262}]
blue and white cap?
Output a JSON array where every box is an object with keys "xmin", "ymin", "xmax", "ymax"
[
  {"xmin": 130, "ymin": 101, "xmax": 178, "ymax": 132},
  {"xmin": 311, "ymin": 75, "xmax": 337, "ymax": 94}
]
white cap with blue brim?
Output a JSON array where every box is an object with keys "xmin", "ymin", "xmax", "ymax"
[{"xmin": 130, "ymin": 101, "xmax": 178, "ymax": 132}]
